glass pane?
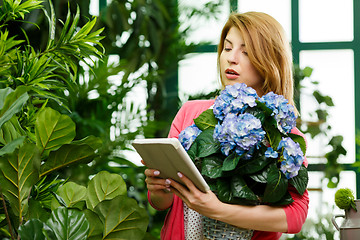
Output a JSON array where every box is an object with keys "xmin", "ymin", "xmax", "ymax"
[
  {"xmin": 179, "ymin": 53, "xmax": 219, "ymax": 102},
  {"xmin": 299, "ymin": 0, "xmax": 353, "ymax": 42},
  {"xmin": 238, "ymin": 0, "xmax": 291, "ymax": 40},
  {"xmin": 179, "ymin": 0, "xmax": 230, "ymax": 44},
  {"xmin": 300, "ymin": 50, "xmax": 355, "ymax": 164}
]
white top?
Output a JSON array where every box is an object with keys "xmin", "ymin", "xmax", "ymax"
[{"xmin": 184, "ymin": 202, "xmax": 203, "ymax": 239}]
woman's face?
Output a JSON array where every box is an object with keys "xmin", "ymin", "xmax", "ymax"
[{"xmin": 219, "ymin": 27, "xmax": 263, "ymax": 95}]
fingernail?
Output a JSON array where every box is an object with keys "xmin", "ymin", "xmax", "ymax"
[
  {"xmin": 154, "ymin": 170, "xmax": 160, "ymax": 176},
  {"xmin": 165, "ymin": 179, "xmax": 171, "ymax": 185},
  {"xmin": 177, "ymin": 172, "xmax": 183, "ymax": 178},
  {"xmin": 165, "ymin": 188, "xmax": 171, "ymax": 192}
]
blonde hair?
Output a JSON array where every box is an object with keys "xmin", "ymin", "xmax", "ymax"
[{"xmin": 217, "ymin": 12, "xmax": 297, "ymax": 113}]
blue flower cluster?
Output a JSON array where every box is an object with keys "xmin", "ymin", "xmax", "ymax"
[
  {"xmin": 178, "ymin": 124, "xmax": 202, "ymax": 150},
  {"xmin": 278, "ymin": 137, "xmax": 304, "ymax": 179},
  {"xmin": 213, "ymin": 83, "xmax": 258, "ymax": 121},
  {"xmin": 259, "ymin": 92, "xmax": 296, "ymax": 134},
  {"xmin": 213, "ymin": 113, "xmax": 265, "ymax": 156}
]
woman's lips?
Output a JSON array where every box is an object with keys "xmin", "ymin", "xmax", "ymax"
[{"xmin": 225, "ymin": 68, "xmax": 239, "ymax": 80}]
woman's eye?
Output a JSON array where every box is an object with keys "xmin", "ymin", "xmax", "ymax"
[
  {"xmin": 243, "ymin": 51, "xmax": 248, "ymax": 55},
  {"xmin": 224, "ymin": 47, "xmax": 231, "ymax": 51}
]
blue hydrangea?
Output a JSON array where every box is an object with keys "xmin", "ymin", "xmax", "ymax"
[
  {"xmin": 265, "ymin": 147, "xmax": 278, "ymax": 158},
  {"xmin": 259, "ymin": 92, "xmax": 296, "ymax": 134},
  {"xmin": 213, "ymin": 83, "xmax": 258, "ymax": 121},
  {"xmin": 178, "ymin": 124, "xmax": 202, "ymax": 151},
  {"xmin": 213, "ymin": 113, "xmax": 265, "ymax": 156},
  {"xmin": 277, "ymin": 137, "xmax": 304, "ymax": 179}
]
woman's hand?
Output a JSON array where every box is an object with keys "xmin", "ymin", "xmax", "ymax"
[
  {"xmin": 142, "ymin": 160, "xmax": 174, "ymax": 210},
  {"xmin": 167, "ymin": 172, "xmax": 223, "ymax": 219}
]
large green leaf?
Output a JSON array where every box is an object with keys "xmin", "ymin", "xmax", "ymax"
[
  {"xmin": 94, "ymin": 195, "xmax": 148, "ymax": 240},
  {"xmin": 236, "ymin": 150, "xmax": 272, "ymax": 175},
  {"xmin": 0, "ymin": 87, "xmax": 29, "ymax": 130},
  {"xmin": 263, "ymin": 164, "xmax": 288, "ymax": 203},
  {"xmin": 46, "ymin": 207, "xmax": 89, "ymax": 240},
  {"xmin": 194, "ymin": 109, "xmax": 218, "ymax": 131},
  {"xmin": 215, "ymin": 179, "xmax": 233, "ymax": 203},
  {"xmin": 83, "ymin": 209, "xmax": 103, "ymax": 240},
  {"xmin": 18, "ymin": 219, "xmax": 56, "ymax": 240},
  {"xmin": 35, "ymin": 107, "xmax": 76, "ymax": 156},
  {"xmin": 289, "ymin": 165, "xmax": 309, "ymax": 195},
  {"xmin": 86, "ymin": 171, "xmax": 127, "ymax": 210},
  {"xmin": 222, "ymin": 152, "xmax": 241, "ymax": 171},
  {"xmin": 187, "ymin": 129, "xmax": 220, "ymax": 159},
  {"xmin": 231, "ymin": 175, "xmax": 258, "ymax": 201},
  {"xmin": 0, "ymin": 117, "xmax": 24, "ymax": 145},
  {"xmin": 40, "ymin": 140, "xmax": 100, "ymax": 177},
  {"xmin": 51, "ymin": 182, "xmax": 87, "ymax": 210},
  {"xmin": 201, "ymin": 155, "xmax": 223, "ymax": 179},
  {"xmin": 0, "ymin": 143, "xmax": 40, "ymax": 218}
]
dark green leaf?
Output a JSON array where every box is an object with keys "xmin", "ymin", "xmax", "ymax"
[
  {"xmin": 83, "ymin": 209, "xmax": 103, "ymax": 240},
  {"xmin": 201, "ymin": 155, "xmax": 223, "ymax": 178},
  {"xmin": 194, "ymin": 109, "xmax": 218, "ymax": 131},
  {"xmin": 231, "ymin": 175, "xmax": 258, "ymax": 200},
  {"xmin": 237, "ymin": 150, "xmax": 272, "ymax": 175},
  {"xmin": 272, "ymin": 191, "xmax": 294, "ymax": 206},
  {"xmin": 249, "ymin": 168, "xmax": 268, "ymax": 184},
  {"xmin": 0, "ymin": 136, "xmax": 25, "ymax": 156},
  {"xmin": 263, "ymin": 164, "xmax": 288, "ymax": 203},
  {"xmin": 216, "ymin": 179, "xmax": 233, "ymax": 203},
  {"xmin": 222, "ymin": 152, "xmax": 241, "ymax": 171},
  {"xmin": 188, "ymin": 129, "xmax": 220, "ymax": 158},
  {"xmin": 18, "ymin": 219, "xmax": 56, "ymax": 240},
  {"xmin": 289, "ymin": 165, "xmax": 308, "ymax": 195},
  {"xmin": 47, "ymin": 207, "xmax": 89, "ymax": 240}
]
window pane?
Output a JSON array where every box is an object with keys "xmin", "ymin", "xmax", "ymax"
[
  {"xmin": 300, "ymin": 50, "xmax": 355, "ymax": 164},
  {"xmin": 238, "ymin": 0, "xmax": 291, "ymax": 40},
  {"xmin": 179, "ymin": 53, "xmax": 219, "ymax": 101},
  {"xmin": 299, "ymin": 0, "xmax": 353, "ymax": 42},
  {"xmin": 179, "ymin": 0, "xmax": 230, "ymax": 44}
]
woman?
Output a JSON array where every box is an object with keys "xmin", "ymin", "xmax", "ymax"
[{"xmin": 144, "ymin": 12, "xmax": 309, "ymax": 240}]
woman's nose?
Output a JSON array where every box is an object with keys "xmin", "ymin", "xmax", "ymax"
[{"xmin": 227, "ymin": 52, "xmax": 239, "ymax": 64}]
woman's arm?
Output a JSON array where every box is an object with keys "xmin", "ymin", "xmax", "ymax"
[{"xmin": 168, "ymin": 172, "xmax": 298, "ymax": 233}]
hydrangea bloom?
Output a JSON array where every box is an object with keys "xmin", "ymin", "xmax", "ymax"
[
  {"xmin": 213, "ymin": 113, "xmax": 265, "ymax": 156},
  {"xmin": 259, "ymin": 92, "xmax": 296, "ymax": 134},
  {"xmin": 178, "ymin": 124, "xmax": 202, "ymax": 150},
  {"xmin": 265, "ymin": 147, "xmax": 278, "ymax": 158},
  {"xmin": 277, "ymin": 137, "xmax": 304, "ymax": 179},
  {"xmin": 213, "ymin": 83, "xmax": 258, "ymax": 121}
]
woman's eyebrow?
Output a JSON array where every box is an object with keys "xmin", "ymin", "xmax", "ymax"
[{"xmin": 224, "ymin": 38, "xmax": 246, "ymax": 47}]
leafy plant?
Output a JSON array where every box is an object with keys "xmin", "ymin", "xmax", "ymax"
[
  {"xmin": 0, "ymin": 0, "xmax": 149, "ymax": 239},
  {"xmin": 334, "ymin": 188, "xmax": 357, "ymax": 211}
]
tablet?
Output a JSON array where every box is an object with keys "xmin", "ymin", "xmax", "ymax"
[{"xmin": 132, "ymin": 138, "xmax": 210, "ymax": 193}]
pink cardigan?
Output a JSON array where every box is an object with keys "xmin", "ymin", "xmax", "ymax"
[{"xmin": 148, "ymin": 100, "xmax": 309, "ymax": 240}]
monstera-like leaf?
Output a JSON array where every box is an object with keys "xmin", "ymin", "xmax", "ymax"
[{"xmin": 0, "ymin": 143, "xmax": 40, "ymax": 218}]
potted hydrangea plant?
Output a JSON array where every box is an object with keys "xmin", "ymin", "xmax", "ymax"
[{"xmin": 178, "ymin": 83, "xmax": 309, "ymax": 239}]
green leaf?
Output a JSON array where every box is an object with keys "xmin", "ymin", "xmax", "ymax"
[
  {"xmin": 222, "ymin": 152, "xmax": 241, "ymax": 171},
  {"xmin": 231, "ymin": 175, "xmax": 258, "ymax": 201},
  {"xmin": 18, "ymin": 219, "xmax": 56, "ymax": 240},
  {"xmin": 201, "ymin": 155, "xmax": 223, "ymax": 178},
  {"xmin": 289, "ymin": 165, "xmax": 308, "ymax": 195},
  {"xmin": 194, "ymin": 109, "xmax": 218, "ymax": 131},
  {"xmin": 0, "ymin": 143, "xmax": 40, "ymax": 218},
  {"xmin": 83, "ymin": 209, "xmax": 103, "ymax": 240},
  {"xmin": 0, "ymin": 117, "xmax": 25, "ymax": 145},
  {"xmin": 237, "ymin": 150, "xmax": 272, "ymax": 175},
  {"xmin": 26, "ymin": 199, "xmax": 51, "ymax": 223},
  {"xmin": 94, "ymin": 195, "xmax": 149, "ymax": 239},
  {"xmin": 0, "ymin": 136, "xmax": 25, "ymax": 156},
  {"xmin": 188, "ymin": 129, "xmax": 220, "ymax": 158},
  {"xmin": 51, "ymin": 182, "xmax": 87, "ymax": 210},
  {"xmin": 86, "ymin": 171, "xmax": 127, "ymax": 210},
  {"xmin": 40, "ymin": 141, "xmax": 99, "ymax": 177},
  {"xmin": 35, "ymin": 107, "xmax": 76, "ymax": 156},
  {"xmin": 273, "ymin": 191, "xmax": 294, "ymax": 206},
  {"xmin": 216, "ymin": 179, "xmax": 233, "ymax": 203},
  {"xmin": 263, "ymin": 164, "xmax": 288, "ymax": 203},
  {"xmin": 46, "ymin": 207, "xmax": 89, "ymax": 240},
  {"xmin": 0, "ymin": 87, "xmax": 29, "ymax": 130}
]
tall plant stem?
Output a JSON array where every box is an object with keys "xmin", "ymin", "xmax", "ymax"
[{"xmin": 0, "ymin": 192, "xmax": 15, "ymax": 240}]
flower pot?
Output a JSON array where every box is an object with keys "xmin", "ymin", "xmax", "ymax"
[
  {"xmin": 332, "ymin": 199, "xmax": 360, "ymax": 240},
  {"xmin": 202, "ymin": 216, "xmax": 253, "ymax": 240}
]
